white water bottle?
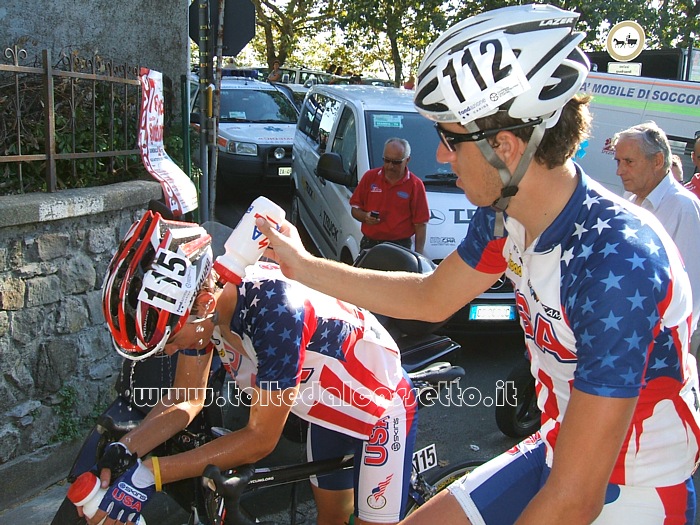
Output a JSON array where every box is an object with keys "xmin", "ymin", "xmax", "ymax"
[
  {"xmin": 67, "ymin": 471, "xmax": 107, "ymax": 524},
  {"xmin": 67, "ymin": 471, "xmax": 146, "ymax": 525},
  {"xmin": 213, "ymin": 196, "xmax": 285, "ymax": 286}
]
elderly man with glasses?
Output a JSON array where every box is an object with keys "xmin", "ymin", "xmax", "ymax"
[{"xmin": 349, "ymin": 137, "xmax": 430, "ymax": 254}]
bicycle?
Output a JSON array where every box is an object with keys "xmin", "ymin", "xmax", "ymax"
[
  {"xmin": 201, "ymin": 363, "xmax": 486, "ymax": 524},
  {"xmin": 202, "ymin": 455, "xmax": 485, "ymax": 524}
]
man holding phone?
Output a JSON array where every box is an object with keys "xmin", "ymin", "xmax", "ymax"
[{"xmin": 350, "ymin": 137, "xmax": 430, "ymax": 254}]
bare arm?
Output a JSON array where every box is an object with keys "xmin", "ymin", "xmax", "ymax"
[
  {"xmin": 351, "ymin": 206, "xmax": 367, "ymax": 223},
  {"xmin": 118, "ymin": 352, "xmax": 214, "ymax": 458},
  {"xmin": 94, "ymin": 352, "xmax": 214, "ymax": 489},
  {"xmin": 146, "ymin": 385, "xmax": 297, "ymax": 483},
  {"xmin": 257, "ymin": 218, "xmax": 500, "ymax": 322},
  {"xmin": 515, "ymin": 389, "xmax": 637, "ymax": 524},
  {"xmin": 413, "ymin": 223, "xmax": 427, "ymax": 254}
]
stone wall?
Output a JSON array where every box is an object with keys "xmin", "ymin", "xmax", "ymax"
[{"xmin": 0, "ymin": 180, "xmax": 163, "ymax": 509}]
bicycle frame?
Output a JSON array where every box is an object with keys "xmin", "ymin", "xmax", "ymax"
[
  {"xmin": 201, "ymin": 362, "xmax": 468, "ymax": 525},
  {"xmin": 202, "ymin": 453, "xmax": 447, "ymax": 525}
]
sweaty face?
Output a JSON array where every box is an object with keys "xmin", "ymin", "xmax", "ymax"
[{"xmin": 614, "ymin": 137, "xmax": 660, "ymax": 199}]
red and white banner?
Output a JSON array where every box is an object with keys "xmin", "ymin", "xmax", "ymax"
[{"xmin": 138, "ymin": 68, "xmax": 198, "ymax": 216}]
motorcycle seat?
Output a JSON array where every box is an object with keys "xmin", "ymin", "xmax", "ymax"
[{"xmin": 353, "ymin": 243, "xmax": 450, "ymax": 337}]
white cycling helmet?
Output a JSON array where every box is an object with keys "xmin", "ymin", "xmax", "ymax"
[
  {"xmin": 414, "ymin": 4, "xmax": 589, "ymax": 233},
  {"xmin": 414, "ymin": 3, "xmax": 589, "ymax": 128}
]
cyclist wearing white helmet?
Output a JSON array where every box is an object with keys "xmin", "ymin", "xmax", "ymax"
[
  {"xmin": 87, "ymin": 210, "xmax": 418, "ymax": 525},
  {"xmin": 257, "ymin": 4, "xmax": 700, "ymax": 524}
]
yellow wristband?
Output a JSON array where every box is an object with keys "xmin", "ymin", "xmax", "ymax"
[{"xmin": 151, "ymin": 456, "xmax": 162, "ymax": 492}]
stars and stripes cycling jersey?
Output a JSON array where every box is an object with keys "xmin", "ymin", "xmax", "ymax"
[
  {"xmin": 210, "ymin": 261, "xmax": 417, "ymax": 441},
  {"xmin": 458, "ymin": 169, "xmax": 700, "ymax": 487}
]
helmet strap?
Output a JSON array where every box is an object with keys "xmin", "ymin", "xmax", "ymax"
[{"xmin": 465, "ymin": 120, "xmax": 547, "ymax": 236}]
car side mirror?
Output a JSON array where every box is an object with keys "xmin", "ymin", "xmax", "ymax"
[{"xmin": 317, "ymin": 152, "xmax": 356, "ymax": 187}]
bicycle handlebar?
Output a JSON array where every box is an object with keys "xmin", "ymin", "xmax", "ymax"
[
  {"xmin": 201, "ymin": 456, "xmax": 354, "ymax": 524},
  {"xmin": 203, "ymin": 464, "xmax": 257, "ymax": 525}
]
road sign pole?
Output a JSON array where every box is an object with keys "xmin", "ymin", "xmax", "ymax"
[
  {"xmin": 189, "ymin": 0, "xmax": 255, "ymax": 223},
  {"xmin": 198, "ymin": 0, "xmax": 212, "ymax": 222}
]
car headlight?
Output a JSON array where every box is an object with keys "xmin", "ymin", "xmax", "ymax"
[
  {"xmin": 273, "ymin": 147, "xmax": 286, "ymax": 160},
  {"xmin": 227, "ymin": 142, "xmax": 257, "ymax": 156}
]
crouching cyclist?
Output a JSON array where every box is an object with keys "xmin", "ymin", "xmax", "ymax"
[{"xmin": 80, "ymin": 210, "xmax": 417, "ymax": 525}]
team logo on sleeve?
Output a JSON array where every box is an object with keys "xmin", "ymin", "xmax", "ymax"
[{"xmin": 367, "ymin": 474, "xmax": 393, "ymax": 509}]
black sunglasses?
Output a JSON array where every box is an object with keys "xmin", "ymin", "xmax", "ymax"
[
  {"xmin": 383, "ymin": 157, "xmax": 406, "ymax": 166},
  {"xmin": 435, "ymin": 119, "xmax": 543, "ymax": 152}
]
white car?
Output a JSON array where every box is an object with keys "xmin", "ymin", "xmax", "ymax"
[
  {"xmin": 290, "ymin": 84, "xmax": 519, "ymax": 333},
  {"xmin": 190, "ymin": 73, "xmax": 299, "ymax": 187}
]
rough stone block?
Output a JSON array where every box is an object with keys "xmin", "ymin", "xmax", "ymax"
[
  {"xmin": 25, "ymin": 275, "xmax": 61, "ymax": 307},
  {"xmin": 7, "ymin": 361, "xmax": 36, "ymax": 397},
  {"xmin": 11, "ymin": 306, "xmax": 51, "ymax": 346},
  {"xmin": 0, "ymin": 374, "xmax": 20, "ymax": 414},
  {"xmin": 36, "ymin": 233, "xmax": 70, "ymax": 261},
  {"xmin": 6, "ymin": 400, "xmax": 42, "ymax": 419},
  {"xmin": 0, "ymin": 424, "xmax": 20, "ymax": 463},
  {"xmin": 23, "ymin": 405, "xmax": 58, "ymax": 450},
  {"xmin": 0, "ymin": 311, "xmax": 8, "ymax": 337},
  {"xmin": 0, "ymin": 276, "xmax": 26, "ymax": 310},
  {"xmin": 85, "ymin": 290, "xmax": 104, "ymax": 325},
  {"xmin": 33, "ymin": 338, "xmax": 79, "ymax": 395},
  {"xmin": 56, "ymin": 296, "xmax": 88, "ymax": 334},
  {"xmin": 87, "ymin": 227, "xmax": 115, "ymax": 254},
  {"xmin": 59, "ymin": 254, "xmax": 97, "ymax": 295},
  {"xmin": 5, "ymin": 239, "xmax": 23, "ymax": 268}
]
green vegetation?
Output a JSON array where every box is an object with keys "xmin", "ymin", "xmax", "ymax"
[
  {"xmin": 241, "ymin": 0, "xmax": 699, "ymax": 82},
  {"xmin": 52, "ymin": 385, "xmax": 83, "ymax": 443},
  {"xmin": 51, "ymin": 385, "xmax": 110, "ymax": 444}
]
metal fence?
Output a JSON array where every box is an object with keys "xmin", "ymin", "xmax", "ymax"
[{"xmin": 0, "ymin": 46, "xmax": 142, "ymax": 194}]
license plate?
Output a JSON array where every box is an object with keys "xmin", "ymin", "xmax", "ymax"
[
  {"xmin": 412, "ymin": 443, "xmax": 437, "ymax": 473},
  {"xmin": 278, "ymin": 167, "xmax": 292, "ymax": 176},
  {"xmin": 469, "ymin": 304, "xmax": 515, "ymax": 321}
]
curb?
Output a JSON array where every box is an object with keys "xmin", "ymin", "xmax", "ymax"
[{"xmin": 0, "ymin": 439, "xmax": 81, "ymax": 511}]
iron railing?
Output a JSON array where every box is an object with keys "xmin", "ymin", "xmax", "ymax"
[{"xmin": 0, "ymin": 46, "xmax": 141, "ymax": 194}]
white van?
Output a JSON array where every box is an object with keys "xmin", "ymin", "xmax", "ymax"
[
  {"xmin": 578, "ymin": 72, "xmax": 700, "ymax": 194},
  {"xmin": 291, "ymin": 85, "xmax": 519, "ymax": 333}
]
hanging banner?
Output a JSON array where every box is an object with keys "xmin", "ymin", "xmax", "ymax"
[{"xmin": 138, "ymin": 68, "xmax": 198, "ymax": 216}]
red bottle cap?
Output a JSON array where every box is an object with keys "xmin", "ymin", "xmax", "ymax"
[
  {"xmin": 67, "ymin": 471, "xmax": 100, "ymax": 506},
  {"xmin": 213, "ymin": 260, "xmax": 243, "ymax": 286}
]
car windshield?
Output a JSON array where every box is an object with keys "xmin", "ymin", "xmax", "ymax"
[
  {"xmin": 365, "ymin": 111, "xmax": 457, "ymax": 186},
  {"xmin": 219, "ymin": 88, "xmax": 298, "ymax": 124}
]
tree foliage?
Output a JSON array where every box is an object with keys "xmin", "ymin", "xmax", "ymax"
[
  {"xmin": 250, "ymin": 0, "xmax": 337, "ymax": 68},
  {"xmin": 450, "ymin": 0, "xmax": 699, "ymax": 51},
  {"xmin": 240, "ymin": 0, "xmax": 700, "ymax": 80},
  {"xmin": 335, "ymin": 0, "xmax": 453, "ymax": 85}
]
